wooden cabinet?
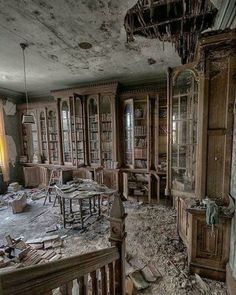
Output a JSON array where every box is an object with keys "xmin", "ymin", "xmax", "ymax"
[
  {"xmin": 73, "ymin": 95, "xmax": 86, "ymax": 166},
  {"xmin": 39, "ymin": 110, "xmax": 49, "ymax": 163},
  {"xmin": 171, "ymin": 30, "xmax": 236, "ymax": 281},
  {"xmin": 121, "ymin": 91, "xmax": 167, "ymax": 202},
  {"xmin": 167, "ymin": 66, "xmax": 199, "ymax": 198},
  {"xmin": 18, "ymin": 82, "xmax": 121, "ymax": 189},
  {"xmin": 47, "ymin": 108, "xmax": 59, "ymax": 164},
  {"xmin": 123, "ymin": 97, "xmax": 150, "ymax": 170},
  {"xmin": 87, "ymin": 95, "xmax": 100, "ymax": 166},
  {"xmin": 86, "ymin": 94, "xmax": 117, "ymax": 168},
  {"xmin": 177, "ymin": 197, "xmax": 232, "ymax": 281}
]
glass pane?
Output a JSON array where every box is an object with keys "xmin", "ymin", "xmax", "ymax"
[
  {"xmin": 100, "ymin": 96, "xmax": 112, "ymax": 168},
  {"xmin": 48, "ymin": 110, "xmax": 58, "ymax": 162},
  {"xmin": 61, "ymin": 102, "xmax": 71, "ymax": 163},
  {"xmin": 29, "ymin": 112, "xmax": 38, "ymax": 157},
  {"xmin": 88, "ymin": 97, "xmax": 99, "ymax": 165},
  {"xmin": 74, "ymin": 98, "xmax": 84, "ymax": 165},
  {"xmin": 134, "ymin": 100, "xmax": 147, "ymax": 169},
  {"xmin": 124, "ymin": 102, "xmax": 133, "ymax": 166},
  {"xmin": 40, "ymin": 112, "xmax": 48, "ymax": 162},
  {"xmin": 171, "ymin": 70, "xmax": 198, "ymax": 193}
]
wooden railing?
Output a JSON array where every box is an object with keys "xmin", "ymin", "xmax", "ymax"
[{"xmin": 0, "ymin": 194, "xmax": 127, "ymax": 295}]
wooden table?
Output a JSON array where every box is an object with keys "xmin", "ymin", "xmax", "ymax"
[{"xmin": 55, "ymin": 181, "xmax": 116, "ymax": 229}]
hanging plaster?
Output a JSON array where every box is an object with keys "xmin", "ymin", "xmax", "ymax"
[
  {"xmin": 6, "ymin": 135, "xmax": 17, "ymax": 166},
  {"xmin": 3, "ymin": 100, "xmax": 16, "ymax": 116}
]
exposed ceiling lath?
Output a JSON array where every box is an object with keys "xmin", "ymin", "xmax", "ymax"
[{"xmin": 124, "ymin": 0, "xmax": 218, "ymax": 64}]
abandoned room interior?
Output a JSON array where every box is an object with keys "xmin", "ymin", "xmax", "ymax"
[{"xmin": 0, "ymin": 0, "xmax": 235, "ymax": 294}]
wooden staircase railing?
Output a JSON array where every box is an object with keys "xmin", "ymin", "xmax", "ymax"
[{"xmin": 0, "ymin": 194, "xmax": 127, "ymax": 295}]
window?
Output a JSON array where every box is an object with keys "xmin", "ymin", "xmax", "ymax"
[{"xmin": 0, "ymin": 99, "xmax": 9, "ymax": 181}]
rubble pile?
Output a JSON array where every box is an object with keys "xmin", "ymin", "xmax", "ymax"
[{"xmin": 0, "ymin": 234, "xmax": 64, "ymax": 271}]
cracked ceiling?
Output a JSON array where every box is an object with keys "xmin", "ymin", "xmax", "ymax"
[{"xmin": 0, "ymin": 0, "xmax": 233, "ymax": 99}]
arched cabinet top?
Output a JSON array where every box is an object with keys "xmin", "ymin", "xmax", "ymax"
[{"xmin": 171, "ymin": 65, "xmax": 200, "ymax": 86}]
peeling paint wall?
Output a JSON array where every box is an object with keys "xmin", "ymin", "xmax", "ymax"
[{"xmin": 3, "ymin": 99, "xmax": 23, "ymax": 184}]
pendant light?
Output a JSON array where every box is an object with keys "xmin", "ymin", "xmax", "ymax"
[{"xmin": 21, "ymin": 43, "xmax": 35, "ymax": 124}]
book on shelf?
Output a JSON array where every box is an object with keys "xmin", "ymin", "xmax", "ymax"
[
  {"xmin": 89, "ymin": 114, "xmax": 98, "ymax": 122},
  {"xmin": 101, "ymin": 113, "xmax": 112, "ymax": 122},
  {"xmin": 159, "ymin": 125, "xmax": 167, "ymax": 135},
  {"xmin": 134, "ymin": 126, "xmax": 147, "ymax": 136},
  {"xmin": 101, "ymin": 122, "xmax": 112, "ymax": 131},
  {"xmin": 135, "ymin": 159, "xmax": 147, "ymax": 168},
  {"xmin": 90, "ymin": 132, "xmax": 98, "ymax": 140},
  {"xmin": 134, "ymin": 148, "xmax": 147, "ymax": 159},
  {"xmin": 135, "ymin": 138, "xmax": 146, "ymax": 148}
]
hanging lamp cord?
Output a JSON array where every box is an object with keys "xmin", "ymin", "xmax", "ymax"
[{"xmin": 20, "ymin": 43, "xmax": 29, "ymax": 114}]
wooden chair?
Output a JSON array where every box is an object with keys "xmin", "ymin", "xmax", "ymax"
[{"xmin": 43, "ymin": 168, "xmax": 62, "ymax": 205}]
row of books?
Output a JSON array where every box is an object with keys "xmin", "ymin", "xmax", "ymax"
[
  {"xmin": 89, "ymin": 115, "xmax": 98, "ymax": 122},
  {"xmin": 71, "ymin": 132, "xmax": 84, "ymax": 141},
  {"xmin": 102, "ymin": 151, "xmax": 112, "ymax": 160},
  {"xmin": 91, "ymin": 151, "xmax": 99, "ymax": 160},
  {"xmin": 159, "ymin": 125, "xmax": 167, "ymax": 135},
  {"xmin": 134, "ymin": 126, "xmax": 147, "ymax": 136},
  {"xmin": 41, "ymin": 134, "xmax": 47, "ymax": 142},
  {"xmin": 91, "ymin": 141, "xmax": 99, "ymax": 150},
  {"xmin": 102, "ymin": 142, "xmax": 112, "ymax": 151},
  {"xmin": 101, "ymin": 113, "xmax": 112, "ymax": 122},
  {"xmin": 101, "ymin": 132, "xmax": 112, "ymax": 141},
  {"xmin": 75, "ymin": 123, "xmax": 83, "ymax": 130},
  {"xmin": 49, "ymin": 134, "xmax": 57, "ymax": 141},
  {"xmin": 134, "ymin": 148, "xmax": 147, "ymax": 159},
  {"xmin": 101, "ymin": 122, "xmax": 112, "ymax": 131},
  {"xmin": 49, "ymin": 142, "xmax": 58, "ymax": 150},
  {"xmin": 40, "ymin": 121, "xmax": 46, "ymax": 129},
  {"xmin": 90, "ymin": 122, "xmax": 98, "ymax": 131},
  {"xmin": 42, "ymin": 142, "xmax": 47, "ymax": 150},
  {"xmin": 90, "ymin": 132, "xmax": 99, "ymax": 140},
  {"xmin": 74, "ymin": 116, "xmax": 83, "ymax": 124},
  {"xmin": 135, "ymin": 138, "xmax": 146, "ymax": 148},
  {"xmin": 135, "ymin": 159, "xmax": 147, "ymax": 168}
]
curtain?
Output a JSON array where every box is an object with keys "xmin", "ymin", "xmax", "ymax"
[{"xmin": 0, "ymin": 99, "xmax": 9, "ymax": 182}]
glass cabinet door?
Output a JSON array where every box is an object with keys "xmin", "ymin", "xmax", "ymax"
[
  {"xmin": 171, "ymin": 70, "xmax": 198, "ymax": 193},
  {"xmin": 29, "ymin": 111, "xmax": 39, "ymax": 162},
  {"xmin": 74, "ymin": 97, "xmax": 85, "ymax": 166},
  {"xmin": 61, "ymin": 101, "xmax": 72, "ymax": 163},
  {"xmin": 100, "ymin": 96, "xmax": 112, "ymax": 168},
  {"xmin": 88, "ymin": 97, "xmax": 100, "ymax": 166},
  {"xmin": 124, "ymin": 100, "xmax": 134, "ymax": 167},
  {"xmin": 133, "ymin": 99, "xmax": 148, "ymax": 169},
  {"xmin": 39, "ymin": 111, "xmax": 48, "ymax": 163},
  {"xmin": 48, "ymin": 110, "xmax": 59, "ymax": 163}
]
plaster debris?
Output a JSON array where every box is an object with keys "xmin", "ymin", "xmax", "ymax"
[{"xmin": 0, "ymin": 195, "xmax": 228, "ymax": 294}]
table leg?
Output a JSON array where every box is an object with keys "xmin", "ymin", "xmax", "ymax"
[
  {"xmin": 98, "ymin": 196, "xmax": 101, "ymax": 216},
  {"xmin": 93, "ymin": 197, "xmax": 96, "ymax": 212},
  {"xmin": 79, "ymin": 199, "xmax": 84, "ymax": 229},
  {"xmin": 59, "ymin": 196, "xmax": 62, "ymax": 214},
  {"xmin": 69, "ymin": 199, "xmax": 72, "ymax": 213},
  {"xmin": 89, "ymin": 198, "xmax": 92, "ymax": 215},
  {"xmin": 62, "ymin": 198, "xmax": 66, "ymax": 228}
]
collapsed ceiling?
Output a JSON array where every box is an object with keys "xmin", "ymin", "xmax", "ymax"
[
  {"xmin": 0, "ymin": 0, "xmax": 233, "ymax": 99},
  {"xmin": 124, "ymin": 0, "xmax": 218, "ymax": 64}
]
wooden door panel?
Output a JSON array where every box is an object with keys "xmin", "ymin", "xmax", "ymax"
[
  {"xmin": 196, "ymin": 219, "xmax": 222, "ymax": 261},
  {"xmin": 208, "ymin": 67, "xmax": 228, "ymax": 129},
  {"xmin": 206, "ymin": 134, "xmax": 225, "ymax": 198}
]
